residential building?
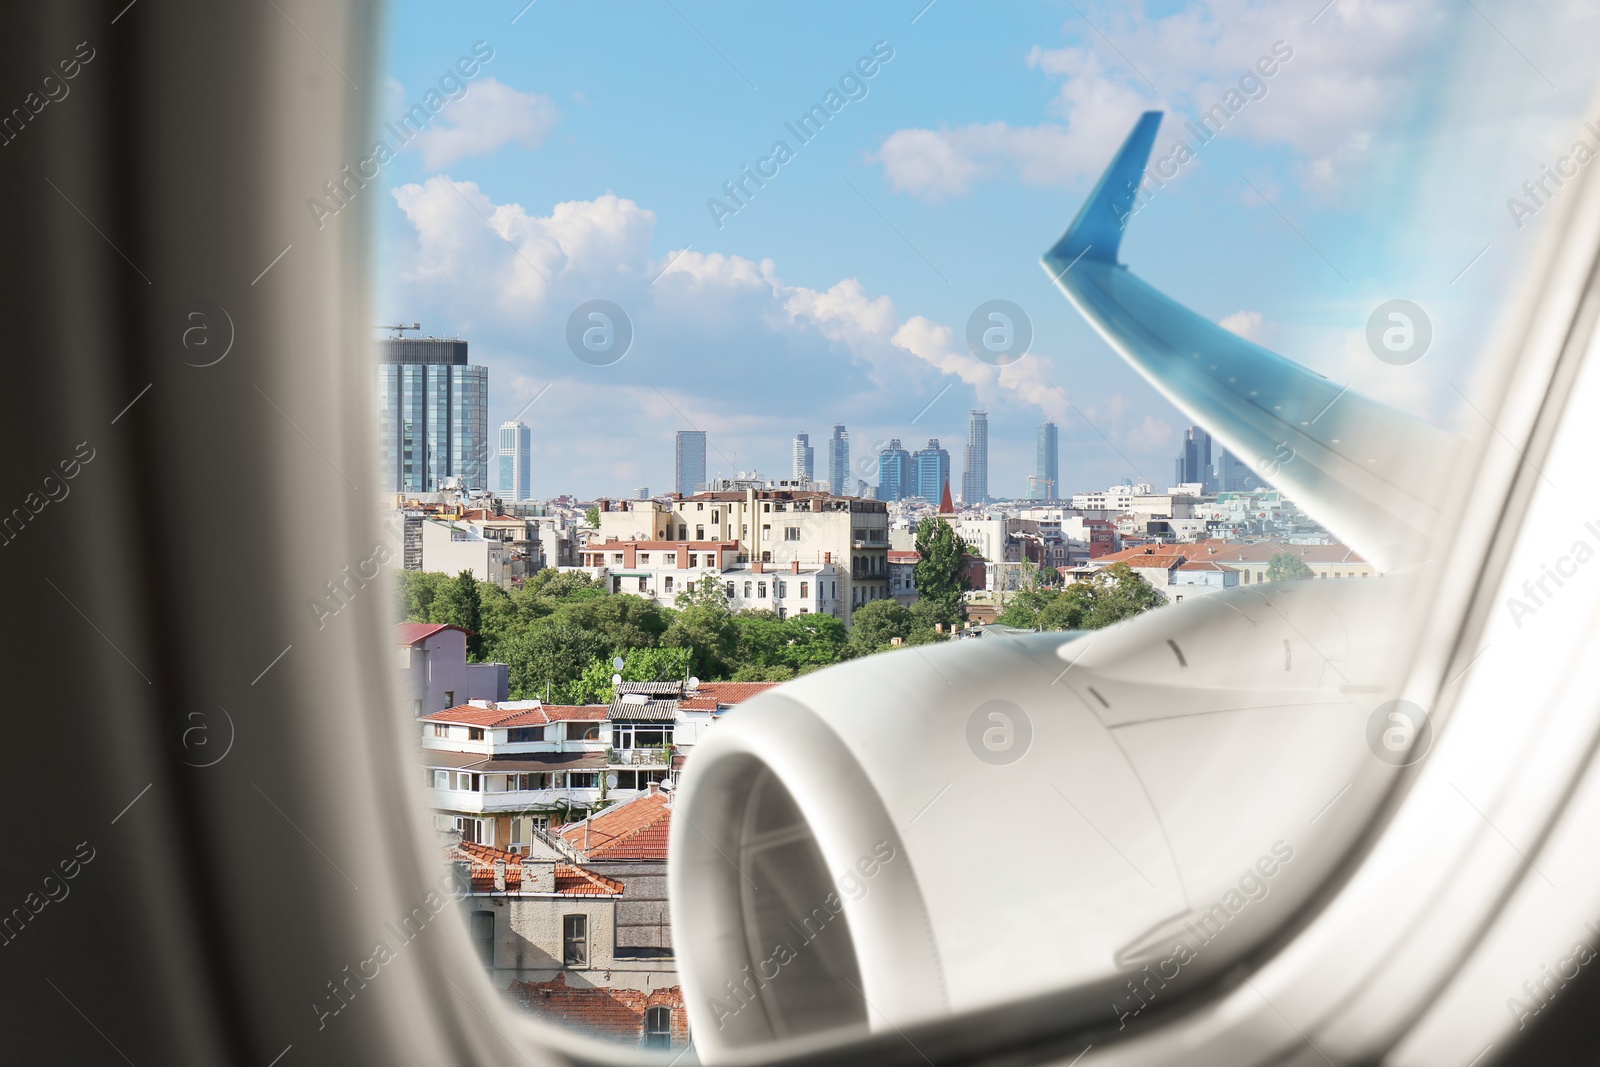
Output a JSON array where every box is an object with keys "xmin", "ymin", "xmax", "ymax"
[
  {"xmin": 420, "ymin": 517, "xmax": 512, "ymax": 585},
  {"xmin": 888, "ymin": 549, "xmax": 919, "ymax": 606},
  {"xmin": 591, "ymin": 489, "xmax": 890, "ymax": 621},
  {"xmin": 876, "ymin": 439, "xmax": 913, "ymax": 502},
  {"xmin": 396, "ymin": 623, "xmax": 508, "ymax": 716},
  {"xmin": 498, "ymin": 420, "xmax": 532, "ymax": 502},
  {"xmin": 576, "ymin": 538, "xmax": 845, "ymax": 616},
  {"xmin": 1033, "ymin": 421, "xmax": 1059, "ymax": 500},
  {"xmin": 674, "ymin": 431, "xmax": 706, "ymax": 496},
  {"xmin": 792, "ymin": 433, "xmax": 814, "ymax": 482},
  {"xmin": 961, "ymin": 410, "xmax": 989, "ymax": 504},
  {"xmin": 1090, "ymin": 540, "xmax": 1375, "ymax": 585},
  {"xmin": 912, "ymin": 439, "xmax": 951, "ymax": 501},
  {"xmin": 827, "ymin": 424, "xmax": 849, "ymax": 496},
  {"xmin": 376, "ymin": 333, "xmax": 489, "ymax": 493}
]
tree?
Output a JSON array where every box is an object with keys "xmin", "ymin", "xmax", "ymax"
[
  {"xmin": 674, "ymin": 572, "xmax": 729, "ymax": 610},
  {"xmin": 585, "ymin": 505, "xmax": 601, "ymax": 528},
  {"xmin": 1266, "ymin": 551, "xmax": 1315, "ymax": 582},
  {"xmin": 847, "ymin": 599, "xmax": 941, "ymax": 657},
  {"xmin": 995, "ymin": 564, "xmax": 1161, "ymax": 633},
  {"xmin": 395, "ymin": 571, "xmax": 448, "ymax": 622},
  {"xmin": 501, "ymin": 620, "xmax": 606, "ymax": 701},
  {"xmin": 1081, "ymin": 563, "xmax": 1165, "ymax": 628},
  {"xmin": 552, "ymin": 594, "xmax": 671, "ymax": 654},
  {"xmin": 524, "ymin": 568, "xmax": 602, "ymax": 601},
  {"xmin": 913, "ymin": 517, "xmax": 977, "ymax": 626},
  {"xmin": 431, "ymin": 570, "xmax": 483, "ymax": 659},
  {"xmin": 568, "ymin": 645, "xmax": 693, "ymax": 704},
  {"xmin": 995, "ymin": 589, "xmax": 1053, "ymax": 629}
]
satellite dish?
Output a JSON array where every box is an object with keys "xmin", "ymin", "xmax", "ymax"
[
  {"xmin": 605, "ymin": 773, "xmax": 618, "ymax": 789},
  {"xmin": 688, "ymin": 676, "xmax": 700, "ymax": 688},
  {"xmin": 612, "ymin": 656, "xmax": 625, "ymax": 670},
  {"xmin": 659, "ymin": 778, "xmax": 675, "ymax": 791},
  {"xmin": 611, "ymin": 674, "xmax": 623, "ymax": 686}
]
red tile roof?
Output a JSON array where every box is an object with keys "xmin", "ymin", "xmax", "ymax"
[
  {"xmin": 887, "ymin": 550, "xmax": 921, "ymax": 563},
  {"xmin": 396, "ymin": 622, "xmax": 472, "ymax": 645},
  {"xmin": 421, "ymin": 703, "xmax": 610, "ymax": 727},
  {"xmin": 560, "ymin": 791, "xmax": 672, "ymax": 861},
  {"xmin": 679, "ymin": 681, "xmax": 780, "ymax": 711},
  {"xmin": 448, "ymin": 840, "xmax": 623, "ymax": 896}
]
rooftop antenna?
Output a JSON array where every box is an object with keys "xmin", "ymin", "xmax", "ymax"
[{"xmin": 376, "ymin": 322, "xmax": 422, "ymax": 338}]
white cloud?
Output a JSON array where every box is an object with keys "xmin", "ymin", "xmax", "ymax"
[
  {"xmin": 1218, "ymin": 309, "xmax": 1267, "ymax": 343},
  {"xmin": 872, "ymin": 0, "xmax": 1452, "ymax": 200},
  {"xmin": 409, "ymin": 79, "xmax": 558, "ymax": 170}
]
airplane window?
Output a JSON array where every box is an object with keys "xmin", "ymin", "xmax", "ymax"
[{"xmin": 372, "ymin": 0, "xmax": 1600, "ymax": 1060}]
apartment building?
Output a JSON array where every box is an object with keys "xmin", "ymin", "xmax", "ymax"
[
  {"xmin": 592, "ymin": 487, "xmax": 890, "ymax": 621},
  {"xmin": 578, "ymin": 538, "xmax": 841, "ymax": 618},
  {"xmin": 396, "ymin": 623, "xmax": 508, "ymax": 716}
]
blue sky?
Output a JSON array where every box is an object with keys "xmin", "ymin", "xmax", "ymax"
[{"xmin": 370, "ymin": 0, "xmax": 1597, "ymax": 500}]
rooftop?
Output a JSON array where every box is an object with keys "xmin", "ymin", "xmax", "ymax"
[
  {"xmin": 447, "ymin": 840, "xmax": 623, "ymax": 896},
  {"xmin": 559, "ymin": 790, "xmax": 672, "ymax": 861}
]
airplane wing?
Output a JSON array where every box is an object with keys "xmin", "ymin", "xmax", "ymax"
[{"xmin": 1042, "ymin": 110, "xmax": 1456, "ymax": 571}]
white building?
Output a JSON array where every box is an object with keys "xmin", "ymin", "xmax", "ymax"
[
  {"xmin": 579, "ymin": 539, "xmax": 841, "ymax": 619},
  {"xmin": 420, "ymin": 518, "xmax": 511, "ymax": 585}
]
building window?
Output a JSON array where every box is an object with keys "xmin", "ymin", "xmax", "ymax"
[
  {"xmin": 800, "ymin": 582, "xmax": 808, "ymax": 598},
  {"xmin": 678, "ymin": 525, "xmax": 688, "ymax": 540},
  {"xmin": 638, "ymin": 552, "xmax": 650, "ymax": 563},
  {"xmin": 612, "ymin": 553, "xmax": 624, "ymax": 564},
  {"xmin": 725, "ymin": 581, "xmax": 735, "ymax": 597},
  {"xmin": 711, "ymin": 510, "xmax": 719, "ymax": 522},
  {"xmin": 743, "ymin": 581, "xmax": 753, "ymax": 597},
  {"xmin": 467, "ymin": 727, "xmax": 485, "ymax": 741},
  {"xmin": 664, "ymin": 553, "xmax": 676, "ymax": 564},
  {"xmin": 687, "ymin": 553, "xmax": 698, "ymax": 567},
  {"xmin": 664, "ymin": 576, "xmax": 674, "ymax": 593},
  {"xmin": 569, "ymin": 771, "xmax": 599, "ymax": 788},
  {"xmin": 432, "ymin": 724, "xmax": 448, "ymax": 738},
  {"xmin": 444, "ymin": 690, "xmax": 455, "ymax": 706},
  {"xmin": 785, "ymin": 527, "xmax": 800, "ymax": 541},
  {"xmin": 564, "ymin": 915, "xmax": 588, "ymax": 967},
  {"xmin": 775, "ymin": 581, "xmax": 785, "ymax": 598},
  {"xmin": 696, "ymin": 526, "xmax": 704, "ymax": 540},
  {"xmin": 508, "ymin": 726, "xmax": 544, "ymax": 742},
  {"xmin": 638, "ymin": 577, "xmax": 648, "ymax": 592},
  {"xmin": 471, "ymin": 911, "xmax": 495, "ymax": 966},
  {"xmin": 643, "ymin": 1006, "xmax": 672, "ymax": 1049},
  {"xmin": 761, "ymin": 551, "xmax": 772, "ymax": 563},
  {"xmin": 569, "ymin": 722, "xmax": 601, "ymax": 741},
  {"xmin": 762, "ymin": 524, "xmax": 771, "ymax": 537},
  {"xmin": 432, "ymin": 769, "xmax": 448, "ymax": 789},
  {"xmin": 758, "ymin": 582, "xmax": 767, "ymax": 598}
]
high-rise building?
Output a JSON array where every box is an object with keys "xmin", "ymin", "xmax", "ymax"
[
  {"xmin": 827, "ymin": 424, "xmax": 849, "ymax": 496},
  {"xmin": 1175, "ymin": 425, "xmax": 1214, "ymax": 491},
  {"xmin": 497, "ymin": 420, "xmax": 531, "ymax": 502},
  {"xmin": 377, "ymin": 334, "xmax": 489, "ymax": 494},
  {"xmin": 1214, "ymin": 447, "xmax": 1262, "ymax": 493},
  {"xmin": 875, "ymin": 439, "xmax": 914, "ymax": 501},
  {"xmin": 634, "ymin": 487, "xmax": 650, "ymax": 500},
  {"xmin": 675, "ymin": 431, "xmax": 707, "ymax": 495},
  {"xmin": 1033, "ymin": 421, "xmax": 1059, "ymax": 500},
  {"xmin": 961, "ymin": 410, "xmax": 989, "ymax": 504},
  {"xmin": 792, "ymin": 433, "xmax": 815, "ymax": 483},
  {"xmin": 912, "ymin": 439, "xmax": 950, "ymax": 501}
]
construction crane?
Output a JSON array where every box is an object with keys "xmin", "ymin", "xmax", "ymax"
[{"xmin": 375, "ymin": 322, "xmax": 421, "ymax": 338}]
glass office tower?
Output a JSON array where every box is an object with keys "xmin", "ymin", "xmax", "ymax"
[
  {"xmin": 498, "ymin": 420, "xmax": 531, "ymax": 501},
  {"xmin": 377, "ymin": 336, "xmax": 489, "ymax": 494}
]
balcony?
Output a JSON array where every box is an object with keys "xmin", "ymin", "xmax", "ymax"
[
  {"xmin": 611, "ymin": 747, "xmax": 669, "ymax": 766},
  {"xmin": 429, "ymin": 787, "xmax": 603, "ymax": 813}
]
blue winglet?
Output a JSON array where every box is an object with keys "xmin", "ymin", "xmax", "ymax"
[
  {"xmin": 1040, "ymin": 111, "xmax": 1455, "ymax": 570},
  {"xmin": 1045, "ymin": 110, "xmax": 1162, "ymax": 270}
]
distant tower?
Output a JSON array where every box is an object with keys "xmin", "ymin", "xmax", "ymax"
[
  {"xmin": 827, "ymin": 424, "xmax": 849, "ymax": 496},
  {"xmin": 1175, "ymin": 425, "xmax": 1214, "ymax": 491},
  {"xmin": 792, "ymin": 432, "xmax": 815, "ymax": 483},
  {"xmin": 376, "ymin": 332, "xmax": 488, "ymax": 493},
  {"xmin": 875, "ymin": 439, "xmax": 913, "ymax": 501},
  {"xmin": 912, "ymin": 439, "xmax": 950, "ymax": 501},
  {"xmin": 1034, "ymin": 421, "xmax": 1059, "ymax": 500},
  {"xmin": 498, "ymin": 420, "xmax": 531, "ymax": 502},
  {"xmin": 675, "ymin": 431, "xmax": 708, "ymax": 495},
  {"xmin": 961, "ymin": 410, "xmax": 989, "ymax": 504}
]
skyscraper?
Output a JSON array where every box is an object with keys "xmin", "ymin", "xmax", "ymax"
[
  {"xmin": 1033, "ymin": 421, "xmax": 1059, "ymax": 500},
  {"xmin": 376, "ymin": 334, "xmax": 489, "ymax": 494},
  {"xmin": 912, "ymin": 439, "xmax": 950, "ymax": 501},
  {"xmin": 1214, "ymin": 447, "xmax": 1261, "ymax": 493},
  {"xmin": 1175, "ymin": 425, "xmax": 1214, "ymax": 490},
  {"xmin": 792, "ymin": 433, "xmax": 815, "ymax": 483},
  {"xmin": 827, "ymin": 424, "xmax": 849, "ymax": 496},
  {"xmin": 497, "ymin": 420, "xmax": 531, "ymax": 502},
  {"xmin": 875, "ymin": 439, "xmax": 913, "ymax": 501},
  {"xmin": 675, "ymin": 430, "xmax": 707, "ymax": 495},
  {"xmin": 961, "ymin": 410, "xmax": 989, "ymax": 504}
]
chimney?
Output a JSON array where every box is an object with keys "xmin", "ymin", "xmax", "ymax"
[
  {"xmin": 753, "ymin": 560, "xmax": 763, "ymax": 573},
  {"xmin": 790, "ymin": 560, "xmax": 800, "ymax": 573},
  {"xmin": 823, "ymin": 551, "xmax": 831, "ymax": 564},
  {"xmin": 493, "ymin": 859, "xmax": 508, "ymax": 892},
  {"xmin": 521, "ymin": 858, "xmax": 556, "ymax": 894}
]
